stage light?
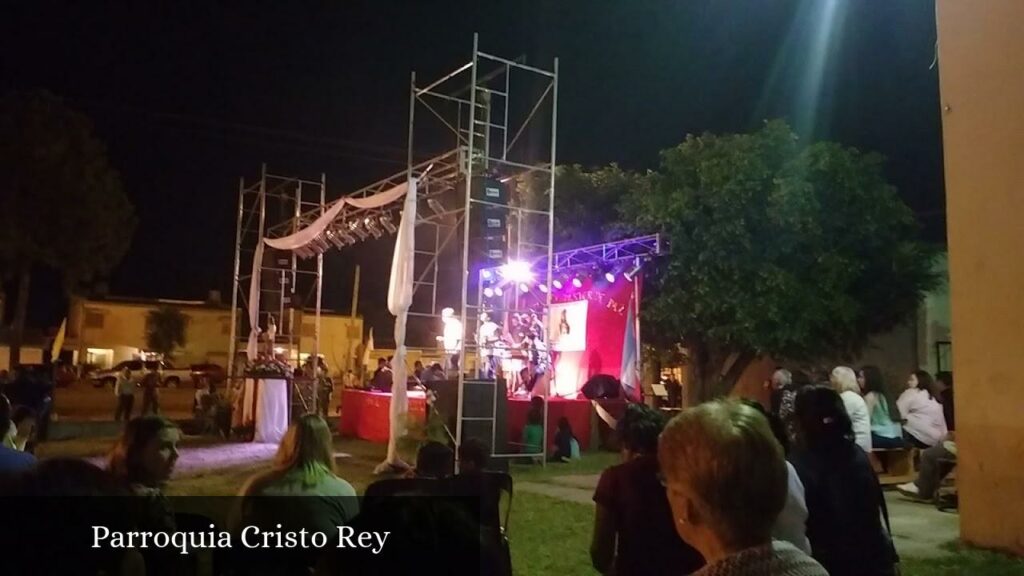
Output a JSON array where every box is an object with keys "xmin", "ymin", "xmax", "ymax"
[
  {"xmin": 494, "ymin": 286, "xmax": 504, "ymax": 297},
  {"xmin": 483, "ymin": 287, "xmax": 494, "ymax": 298},
  {"xmin": 428, "ymin": 198, "xmax": 446, "ymax": 216},
  {"xmin": 481, "ymin": 269, "xmax": 494, "ymax": 280},
  {"xmin": 604, "ymin": 271, "xmax": 617, "ymax": 283},
  {"xmin": 311, "ymin": 235, "xmax": 331, "ymax": 253},
  {"xmin": 339, "ymin": 230, "xmax": 357, "ymax": 244},
  {"xmin": 552, "ymin": 279, "xmax": 563, "ymax": 290},
  {"xmin": 538, "ymin": 283, "xmax": 549, "ymax": 293},
  {"xmin": 364, "ymin": 217, "xmax": 383, "ymax": 239},
  {"xmin": 500, "ymin": 260, "xmax": 533, "ymax": 283},
  {"xmin": 325, "ymin": 229, "xmax": 347, "ymax": 249},
  {"xmin": 624, "ymin": 261, "xmax": 643, "ymax": 281},
  {"xmin": 294, "ymin": 246, "xmax": 315, "ymax": 259},
  {"xmin": 379, "ymin": 213, "xmax": 398, "ymax": 234},
  {"xmin": 348, "ymin": 220, "xmax": 369, "ymax": 240},
  {"xmin": 572, "ymin": 276, "xmax": 583, "ymax": 289},
  {"xmin": 519, "ymin": 283, "xmax": 530, "ymax": 293}
]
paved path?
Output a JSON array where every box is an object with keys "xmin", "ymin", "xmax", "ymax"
[{"xmin": 518, "ymin": 474, "xmax": 959, "ymax": 559}]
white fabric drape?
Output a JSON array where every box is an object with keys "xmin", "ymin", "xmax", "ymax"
[
  {"xmin": 262, "ymin": 182, "xmax": 408, "ymax": 250},
  {"xmin": 381, "ymin": 178, "xmax": 417, "ymax": 468},
  {"xmin": 252, "ymin": 378, "xmax": 289, "ymax": 444},
  {"xmin": 246, "ymin": 241, "xmax": 264, "ymax": 360}
]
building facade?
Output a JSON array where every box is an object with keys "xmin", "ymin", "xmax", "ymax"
[{"xmin": 64, "ymin": 295, "xmax": 364, "ymax": 377}]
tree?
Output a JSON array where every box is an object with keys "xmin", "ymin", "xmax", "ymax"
[
  {"xmin": 622, "ymin": 120, "xmax": 938, "ymax": 399},
  {"xmin": 517, "ymin": 163, "xmax": 641, "ymax": 250},
  {"xmin": 146, "ymin": 306, "xmax": 187, "ymax": 359},
  {"xmin": 0, "ymin": 91, "xmax": 135, "ymax": 365}
]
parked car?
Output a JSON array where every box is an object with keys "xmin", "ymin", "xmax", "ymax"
[
  {"xmin": 90, "ymin": 360, "xmax": 191, "ymax": 388},
  {"xmin": 190, "ymin": 363, "xmax": 226, "ymax": 387}
]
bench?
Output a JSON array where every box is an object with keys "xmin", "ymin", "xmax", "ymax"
[{"xmin": 869, "ymin": 447, "xmax": 917, "ymax": 486}]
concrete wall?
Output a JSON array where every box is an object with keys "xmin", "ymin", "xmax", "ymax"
[{"xmin": 937, "ymin": 0, "xmax": 1024, "ymax": 554}]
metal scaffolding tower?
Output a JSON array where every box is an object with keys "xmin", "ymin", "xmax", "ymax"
[
  {"xmin": 228, "ymin": 166, "xmax": 326, "ymax": 411},
  {"xmin": 229, "ymin": 34, "xmax": 558, "ymax": 455}
]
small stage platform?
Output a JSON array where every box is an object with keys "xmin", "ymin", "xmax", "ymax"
[{"xmin": 339, "ymin": 388, "xmax": 626, "ymax": 452}]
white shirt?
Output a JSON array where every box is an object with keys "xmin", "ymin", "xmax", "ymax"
[
  {"xmin": 477, "ymin": 321, "xmax": 500, "ymax": 354},
  {"xmin": 897, "ymin": 388, "xmax": 948, "ymax": 447},
  {"xmin": 840, "ymin": 390, "xmax": 872, "ymax": 452},
  {"xmin": 442, "ymin": 317, "xmax": 463, "ymax": 353},
  {"xmin": 773, "ymin": 461, "xmax": 812, "ymax": 555}
]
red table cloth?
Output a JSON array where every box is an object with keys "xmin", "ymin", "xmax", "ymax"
[{"xmin": 339, "ymin": 389, "xmax": 427, "ymax": 443}]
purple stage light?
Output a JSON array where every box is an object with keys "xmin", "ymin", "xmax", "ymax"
[
  {"xmin": 494, "ymin": 286, "xmax": 504, "ymax": 297},
  {"xmin": 604, "ymin": 271, "xmax": 616, "ymax": 283},
  {"xmin": 552, "ymin": 279, "xmax": 563, "ymax": 290},
  {"xmin": 519, "ymin": 283, "xmax": 530, "ymax": 293},
  {"xmin": 538, "ymin": 283, "xmax": 549, "ymax": 293},
  {"xmin": 483, "ymin": 287, "xmax": 494, "ymax": 298},
  {"xmin": 572, "ymin": 276, "xmax": 583, "ymax": 289}
]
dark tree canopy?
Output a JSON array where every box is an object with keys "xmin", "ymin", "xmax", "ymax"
[
  {"xmin": 145, "ymin": 306, "xmax": 187, "ymax": 359},
  {"xmin": 0, "ymin": 90, "xmax": 135, "ymax": 363},
  {"xmin": 567, "ymin": 120, "xmax": 938, "ymax": 398}
]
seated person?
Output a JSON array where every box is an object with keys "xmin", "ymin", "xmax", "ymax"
[
  {"xmin": 521, "ymin": 396, "xmax": 545, "ymax": 456},
  {"xmin": 551, "ymin": 417, "xmax": 580, "ymax": 462},
  {"xmin": 899, "ymin": 372, "xmax": 956, "ymax": 501},
  {"xmin": 237, "ymin": 414, "xmax": 358, "ymax": 573},
  {"xmin": 412, "ymin": 440, "xmax": 455, "ymax": 479},
  {"xmin": 4, "ymin": 404, "xmax": 37, "ymax": 452},
  {"xmin": 858, "ymin": 366, "xmax": 905, "ymax": 449},
  {"xmin": 0, "ymin": 394, "xmax": 36, "ymax": 473},
  {"xmin": 591, "ymin": 404, "xmax": 703, "ymax": 576},
  {"xmin": 458, "ymin": 437, "xmax": 489, "ymax": 475}
]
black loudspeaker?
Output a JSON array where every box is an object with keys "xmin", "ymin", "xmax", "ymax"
[
  {"xmin": 469, "ymin": 177, "xmax": 510, "ymax": 267},
  {"xmin": 471, "ymin": 176, "xmax": 509, "ymax": 205},
  {"xmin": 432, "ymin": 379, "xmax": 508, "ymax": 457},
  {"xmin": 581, "ymin": 374, "xmax": 622, "ymax": 400}
]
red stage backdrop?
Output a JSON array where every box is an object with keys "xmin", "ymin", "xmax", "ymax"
[{"xmin": 549, "ymin": 277, "xmax": 637, "ymax": 397}]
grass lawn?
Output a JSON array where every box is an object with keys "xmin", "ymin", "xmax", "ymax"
[{"xmin": 38, "ymin": 435, "xmax": 1024, "ymax": 575}]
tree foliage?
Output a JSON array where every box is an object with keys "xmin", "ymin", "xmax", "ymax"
[
  {"xmin": 146, "ymin": 306, "xmax": 187, "ymax": 359},
  {"xmin": 0, "ymin": 90, "xmax": 135, "ymax": 363},
  {"xmin": 575, "ymin": 121, "xmax": 938, "ymax": 398},
  {"xmin": 517, "ymin": 164, "xmax": 641, "ymax": 250}
]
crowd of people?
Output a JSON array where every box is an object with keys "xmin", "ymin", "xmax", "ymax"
[{"xmin": 0, "ymin": 359, "xmax": 958, "ymax": 575}]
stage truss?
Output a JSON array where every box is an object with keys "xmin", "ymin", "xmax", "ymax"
[{"xmin": 229, "ymin": 35, "xmax": 558, "ymax": 457}]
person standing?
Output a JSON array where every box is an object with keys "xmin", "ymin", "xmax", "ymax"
[
  {"xmin": 139, "ymin": 365, "xmax": 161, "ymax": 416},
  {"xmin": 114, "ymin": 366, "xmax": 136, "ymax": 422},
  {"xmin": 591, "ymin": 404, "xmax": 704, "ymax": 576}
]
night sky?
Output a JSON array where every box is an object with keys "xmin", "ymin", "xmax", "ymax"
[{"xmin": 2, "ymin": 1, "xmax": 944, "ymax": 337}]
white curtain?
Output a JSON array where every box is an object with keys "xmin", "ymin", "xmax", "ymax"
[
  {"xmin": 382, "ymin": 178, "xmax": 417, "ymax": 468},
  {"xmin": 246, "ymin": 241, "xmax": 264, "ymax": 360}
]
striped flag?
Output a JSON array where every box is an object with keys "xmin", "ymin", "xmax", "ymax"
[{"xmin": 620, "ymin": 295, "xmax": 640, "ymax": 401}]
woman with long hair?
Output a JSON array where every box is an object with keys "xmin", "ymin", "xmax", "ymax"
[
  {"xmin": 896, "ymin": 370, "xmax": 948, "ymax": 448},
  {"xmin": 107, "ymin": 415, "xmax": 182, "ymax": 576},
  {"xmin": 858, "ymin": 366, "xmax": 905, "ymax": 449},
  {"xmin": 790, "ymin": 386, "xmax": 897, "ymax": 576},
  {"xmin": 238, "ymin": 414, "xmax": 358, "ymax": 530},
  {"xmin": 108, "ymin": 415, "xmax": 180, "ymax": 493}
]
